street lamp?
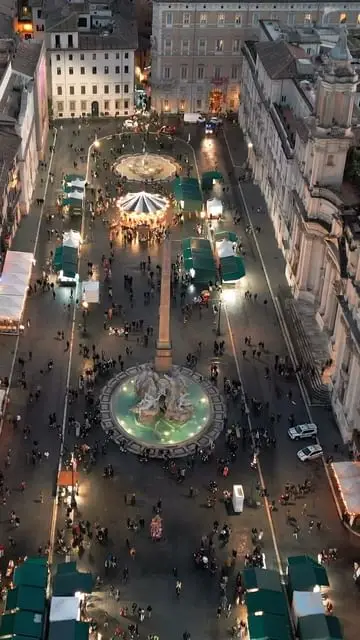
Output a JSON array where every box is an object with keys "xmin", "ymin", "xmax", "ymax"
[
  {"xmin": 70, "ymin": 453, "xmax": 77, "ymax": 510},
  {"xmin": 216, "ymin": 298, "xmax": 222, "ymax": 337},
  {"xmin": 82, "ymin": 300, "xmax": 89, "ymax": 333}
]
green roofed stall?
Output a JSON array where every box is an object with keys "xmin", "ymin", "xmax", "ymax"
[
  {"xmin": 288, "ymin": 556, "xmax": 329, "ymax": 592},
  {"xmin": 0, "ymin": 611, "xmax": 44, "ymax": 639},
  {"xmin": 5, "ymin": 586, "xmax": 46, "ymax": 614},
  {"xmin": 220, "ymin": 255, "xmax": 245, "ymax": 283},
  {"xmin": 248, "ymin": 613, "xmax": 292, "ymax": 640},
  {"xmin": 53, "ymin": 563, "xmax": 93, "ymax": 597},
  {"xmin": 171, "ymin": 178, "xmax": 203, "ymax": 212},
  {"xmin": 64, "ymin": 175, "xmax": 85, "ymax": 184},
  {"xmin": 298, "ymin": 614, "xmax": 343, "ymax": 640},
  {"xmin": 52, "ymin": 246, "xmax": 78, "ymax": 279},
  {"xmin": 181, "ymin": 237, "xmax": 217, "ymax": 283},
  {"xmin": 201, "ymin": 171, "xmax": 224, "ymax": 191},
  {"xmin": 13, "ymin": 562, "xmax": 47, "ymax": 589},
  {"xmin": 214, "ymin": 231, "xmax": 238, "ymax": 243},
  {"xmin": 243, "ymin": 568, "xmax": 282, "ymax": 592},
  {"xmin": 246, "ymin": 589, "xmax": 288, "ymax": 616},
  {"xmin": 49, "ymin": 621, "xmax": 90, "ymax": 640}
]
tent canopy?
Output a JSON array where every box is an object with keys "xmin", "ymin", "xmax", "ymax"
[
  {"xmin": 53, "ymin": 564, "xmax": 93, "ymax": 597},
  {"xmin": 63, "ymin": 230, "xmax": 81, "ymax": 249},
  {"xmin": 288, "ymin": 556, "xmax": 329, "ymax": 592},
  {"xmin": 298, "ymin": 614, "xmax": 343, "ymax": 640},
  {"xmin": 220, "ymin": 255, "xmax": 246, "ymax": 282},
  {"xmin": 332, "ymin": 461, "xmax": 360, "ymax": 514},
  {"xmin": 206, "ymin": 197, "xmax": 223, "ymax": 216},
  {"xmin": 5, "ymin": 586, "xmax": 46, "ymax": 614},
  {"xmin": 63, "ymin": 185, "xmax": 84, "ymax": 195},
  {"xmin": 245, "ymin": 589, "xmax": 288, "ymax": 616},
  {"xmin": 0, "ymin": 612, "xmax": 43, "ymax": 639},
  {"xmin": 48, "ymin": 621, "xmax": 89, "ymax": 640},
  {"xmin": 292, "ymin": 591, "xmax": 324, "ymax": 620},
  {"xmin": 181, "ymin": 237, "xmax": 217, "ymax": 282},
  {"xmin": 62, "ymin": 198, "xmax": 83, "ymax": 209},
  {"xmin": 214, "ymin": 231, "xmax": 238, "ymax": 243},
  {"xmin": 118, "ymin": 191, "xmax": 168, "ymax": 214},
  {"xmin": 171, "ymin": 178, "xmax": 202, "ymax": 212},
  {"xmin": 248, "ymin": 613, "xmax": 292, "ymax": 640},
  {"xmin": 243, "ymin": 568, "xmax": 282, "ymax": 592},
  {"xmin": 53, "ymin": 246, "xmax": 78, "ymax": 278},
  {"xmin": 201, "ymin": 170, "xmax": 224, "ymax": 190},
  {"xmin": 2, "ymin": 251, "xmax": 33, "ymax": 277},
  {"xmin": 64, "ymin": 174, "xmax": 85, "ymax": 185},
  {"xmin": 82, "ymin": 281, "xmax": 99, "ymax": 304},
  {"xmin": 14, "ymin": 562, "xmax": 47, "ymax": 589},
  {"xmin": 216, "ymin": 239, "xmax": 235, "ymax": 258},
  {"xmin": 49, "ymin": 596, "xmax": 80, "ymax": 622}
]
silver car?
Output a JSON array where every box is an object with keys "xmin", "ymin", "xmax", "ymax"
[{"xmin": 288, "ymin": 423, "xmax": 318, "ymax": 440}]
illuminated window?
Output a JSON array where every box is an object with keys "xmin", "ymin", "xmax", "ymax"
[
  {"xmin": 183, "ymin": 12, "xmax": 190, "ymax": 26},
  {"xmin": 357, "ymin": 13, "xmax": 360, "ymax": 25},
  {"xmin": 340, "ymin": 12, "xmax": 347, "ymax": 23},
  {"xmin": 180, "ymin": 100, "xmax": 185, "ymax": 111},
  {"xmin": 235, "ymin": 14, "xmax": 242, "ymax": 25},
  {"xmin": 215, "ymin": 39, "xmax": 224, "ymax": 53},
  {"xmin": 232, "ymin": 39, "xmax": 240, "ymax": 53},
  {"xmin": 217, "ymin": 13, "xmax": 225, "ymax": 26},
  {"xmin": 304, "ymin": 13, "xmax": 312, "ymax": 24},
  {"xmin": 200, "ymin": 13, "xmax": 207, "ymax": 26}
]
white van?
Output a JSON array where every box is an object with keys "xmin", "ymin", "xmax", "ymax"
[{"xmin": 183, "ymin": 112, "xmax": 206, "ymax": 124}]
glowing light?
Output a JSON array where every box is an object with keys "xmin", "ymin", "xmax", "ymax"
[
  {"xmin": 189, "ymin": 268, "xmax": 195, "ymax": 278},
  {"xmin": 123, "ymin": 386, "xmax": 128, "ymax": 392},
  {"xmin": 222, "ymin": 288, "xmax": 236, "ymax": 305},
  {"xmin": 248, "ymin": 141, "xmax": 253, "ymax": 149}
]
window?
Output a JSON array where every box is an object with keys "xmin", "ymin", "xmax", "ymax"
[
  {"xmin": 340, "ymin": 12, "xmax": 347, "ymax": 23},
  {"xmin": 104, "ymin": 66, "xmax": 109, "ymax": 74},
  {"xmin": 196, "ymin": 99, "xmax": 202, "ymax": 109},
  {"xmin": 181, "ymin": 39, "xmax": 190, "ymax": 55},
  {"xmin": 68, "ymin": 34, "xmax": 73, "ymax": 48},
  {"xmin": 124, "ymin": 100, "xmax": 129, "ymax": 109},
  {"xmin": 281, "ymin": 94, "xmax": 286, "ymax": 102},
  {"xmin": 200, "ymin": 13, "xmax": 207, "ymax": 26},
  {"xmin": 124, "ymin": 65, "xmax": 129, "ymax": 73},
  {"xmin": 104, "ymin": 85, "xmax": 109, "ymax": 94},
  {"xmin": 78, "ymin": 17, "xmax": 87, "ymax": 27},
  {"xmin": 215, "ymin": 39, "xmax": 224, "ymax": 53},
  {"xmin": 217, "ymin": 13, "xmax": 225, "ymax": 26},
  {"xmin": 288, "ymin": 13, "xmax": 295, "ymax": 25},
  {"xmin": 197, "ymin": 65, "xmax": 204, "ymax": 80},
  {"xmin": 69, "ymin": 85, "xmax": 74, "ymax": 95},
  {"xmin": 92, "ymin": 85, "xmax": 97, "ymax": 94},
  {"xmin": 37, "ymin": 9, "xmax": 41, "ymax": 18},
  {"xmin": 56, "ymin": 54, "xmax": 60, "ymax": 61},
  {"xmin": 57, "ymin": 101, "xmax": 64, "ymax": 111},
  {"xmin": 68, "ymin": 54, "xmax": 73, "ymax": 60},
  {"xmin": 358, "ymin": 13, "xmax": 360, "ymax": 25},
  {"xmin": 80, "ymin": 53, "xmax": 84, "ymax": 60},
  {"xmin": 165, "ymin": 11, "xmax": 172, "ymax": 26},
  {"xmin": 232, "ymin": 39, "xmax": 240, "ymax": 53},
  {"xmin": 104, "ymin": 53, "xmax": 109, "ymax": 59},
  {"xmin": 57, "ymin": 67, "xmax": 61, "ymax": 75},
  {"xmin": 231, "ymin": 64, "xmax": 238, "ymax": 80},
  {"xmin": 55, "ymin": 34, "xmax": 60, "ymax": 48},
  {"xmin": 304, "ymin": 13, "xmax": 312, "ymax": 24},
  {"xmin": 235, "ymin": 14, "xmax": 242, "ymax": 25},
  {"xmin": 164, "ymin": 99, "xmax": 169, "ymax": 110},
  {"xmin": 125, "ymin": 52, "xmax": 129, "ymax": 59},
  {"xmin": 327, "ymin": 154, "xmax": 335, "ymax": 166},
  {"xmin": 69, "ymin": 67, "xmax": 74, "ymax": 75},
  {"xmin": 92, "ymin": 53, "xmax": 96, "ymax": 60},
  {"xmin": 124, "ymin": 84, "xmax": 129, "ymax": 93},
  {"xmin": 163, "ymin": 66, "xmax": 171, "ymax": 79},
  {"xmin": 198, "ymin": 38, "xmax": 206, "ymax": 54},
  {"xmin": 115, "ymin": 84, "xmax": 120, "ymax": 93},
  {"xmin": 69, "ymin": 100, "xmax": 76, "ymax": 111},
  {"xmin": 115, "ymin": 99, "xmax": 121, "ymax": 109},
  {"xmin": 92, "ymin": 66, "xmax": 97, "ymax": 74},
  {"xmin": 183, "ymin": 12, "xmax": 190, "ymax": 26},
  {"xmin": 104, "ymin": 100, "xmax": 109, "ymax": 110},
  {"xmin": 81, "ymin": 100, "xmax": 87, "ymax": 111},
  {"xmin": 180, "ymin": 99, "xmax": 185, "ymax": 111},
  {"xmin": 115, "ymin": 66, "xmax": 120, "ymax": 73},
  {"xmin": 214, "ymin": 66, "xmax": 221, "ymax": 81},
  {"xmin": 81, "ymin": 86, "xmax": 86, "ymax": 94},
  {"xmin": 164, "ymin": 38, "xmax": 172, "ymax": 54},
  {"xmin": 253, "ymin": 13, "xmax": 259, "ymax": 25},
  {"xmin": 116, "ymin": 52, "xmax": 120, "ymax": 59},
  {"xmin": 57, "ymin": 86, "xmax": 62, "ymax": 95},
  {"xmin": 80, "ymin": 67, "xmax": 85, "ymax": 74},
  {"xmin": 180, "ymin": 65, "xmax": 188, "ymax": 80}
]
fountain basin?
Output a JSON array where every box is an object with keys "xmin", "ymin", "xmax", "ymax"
[{"xmin": 112, "ymin": 153, "xmax": 179, "ymax": 182}]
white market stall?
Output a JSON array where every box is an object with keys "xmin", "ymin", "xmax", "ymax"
[
  {"xmin": 50, "ymin": 596, "xmax": 81, "ymax": 622},
  {"xmin": 0, "ymin": 251, "xmax": 33, "ymax": 334},
  {"xmin": 82, "ymin": 281, "xmax": 99, "ymax": 304},
  {"xmin": 206, "ymin": 197, "xmax": 223, "ymax": 219},
  {"xmin": 63, "ymin": 230, "xmax": 81, "ymax": 249},
  {"xmin": 292, "ymin": 591, "xmax": 324, "ymax": 626}
]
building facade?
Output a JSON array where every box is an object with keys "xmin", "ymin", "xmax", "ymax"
[
  {"xmin": 46, "ymin": 2, "xmax": 137, "ymax": 119},
  {"xmin": 151, "ymin": 0, "xmax": 360, "ymax": 114},
  {"xmin": 239, "ymin": 21, "xmax": 360, "ymax": 442}
]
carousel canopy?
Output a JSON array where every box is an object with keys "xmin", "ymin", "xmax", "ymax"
[{"xmin": 118, "ymin": 191, "xmax": 168, "ymax": 214}]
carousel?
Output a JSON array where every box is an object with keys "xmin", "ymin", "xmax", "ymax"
[{"xmin": 117, "ymin": 191, "xmax": 169, "ymax": 240}]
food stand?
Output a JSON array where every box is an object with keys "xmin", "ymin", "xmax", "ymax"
[{"xmin": 206, "ymin": 197, "xmax": 223, "ymax": 220}]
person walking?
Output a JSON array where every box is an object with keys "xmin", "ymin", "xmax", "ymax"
[{"xmin": 175, "ymin": 580, "xmax": 182, "ymax": 597}]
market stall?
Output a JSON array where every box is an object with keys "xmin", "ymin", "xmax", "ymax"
[
  {"xmin": 171, "ymin": 177, "xmax": 203, "ymax": 213},
  {"xmin": 182, "ymin": 237, "xmax": 217, "ymax": 284},
  {"xmin": 63, "ymin": 175, "xmax": 86, "ymax": 190},
  {"xmin": 117, "ymin": 191, "xmax": 169, "ymax": 236},
  {"xmin": 292, "ymin": 591, "xmax": 324, "ymax": 626},
  {"xmin": 214, "ymin": 234, "xmax": 246, "ymax": 284},
  {"xmin": 332, "ymin": 461, "xmax": 360, "ymax": 528},
  {"xmin": 201, "ymin": 170, "xmax": 224, "ymax": 191},
  {"xmin": 298, "ymin": 614, "xmax": 343, "ymax": 640},
  {"xmin": 0, "ymin": 250, "xmax": 33, "ymax": 334},
  {"xmin": 53, "ymin": 246, "xmax": 78, "ymax": 285},
  {"xmin": 287, "ymin": 556, "xmax": 329, "ymax": 595},
  {"xmin": 206, "ymin": 197, "xmax": 223, "ymax": 220}
]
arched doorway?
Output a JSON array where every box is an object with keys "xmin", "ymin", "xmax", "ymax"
[{"xmin": 91, "ymin": 101, "xmax": 99, "ymax": 117}]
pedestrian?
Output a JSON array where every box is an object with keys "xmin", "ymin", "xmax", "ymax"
[
  {"xmin": 130, "ymin": 546, "xmax": 136, "ymax": 559},
  {"xmin": 175, "ymin": 580, "xmax": 182, "ymax": 597}
]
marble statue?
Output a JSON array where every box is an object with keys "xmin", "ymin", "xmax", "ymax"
[{"xmin": 131, "ymin": 364, "xmax": 193, "ymax": 424}]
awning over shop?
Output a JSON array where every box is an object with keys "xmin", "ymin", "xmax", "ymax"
[
  {"xmin": 248, "ymin": 613, "xmax": 292, "ymax": 640},
  {"xmin": 5, "ymin": 586, "xmax": 46, "ymax": 614},
  {"xmin": 53, "ymin": 246, "xmax": 78, "ymax": 278},
  {"xmin": 288, "ymin": 556, "xmax": 329, "ymax": 592},
  {"xmin": 201, "ymin": 170, "xmax": 224, "ymax": 190},
  {"xmin": 0, "ymin": 611, "xmax": 44, "ymax": 639},
  {"xmin": 214, "ymin": 231, "xmax": 238, "ymax": 243},
  {"xmin": 48, "ymin": 621, "xmax": 90, "ymax": 640},
  {"xmin": 171, "ymin": 178, "xmax": 203, "ymax": 212},
  {"xmin": 246, "ymin": 589, "xmax": 288, "ymax": 616},
  {"xmin": 332, "ymin": 461, "xmax": 360, "ymax": 515},
  {"xmin": 298, "ymin": 614, "xmax": 343, "ymax": 640},
  {"xmin": 53, "ymin": 564, "xmax": 93, "ymax": 597},
  {"xmin": 220, "ymin": 255, "xmax": 246, "ymax": 282},
  {"xmin": 14, "ymin": 561, "xmax": 47, "ymax": 589},
  {"xmin": 181, "ymin": 237, "xmax": 217, "ymax": 282},
  {"xmin": 243, "ymin": 568, "xmax": 282, "ymax": 592}
]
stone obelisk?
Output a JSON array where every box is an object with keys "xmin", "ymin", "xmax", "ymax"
[{"xmin": 155, "ymin": 234, "xmax": 173, "ymax": 372}]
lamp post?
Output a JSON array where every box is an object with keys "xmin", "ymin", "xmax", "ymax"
[
  {"xmin": 216, "ymin": 296, "xmax": 222, "ymax": 337},
  {"xmin": 70, "ymin": 453, "xmax": 77, "ymax": 510},
  {"xmin": 82, "ymin": 300, "xmax": 89, "ymax": 333}
]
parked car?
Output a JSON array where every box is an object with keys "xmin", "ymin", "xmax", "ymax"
[
  {"xmin": 297, "ymin": 444, "xmax": 323, "ymax": 462},
  {"xmin": 288, "ymin": 423, "xmax": 318, "ymax": 440}
]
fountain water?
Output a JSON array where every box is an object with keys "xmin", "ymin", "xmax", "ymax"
[{"xmin": 113, "ymin": 153, "xmax": 179, "ymax": 182}]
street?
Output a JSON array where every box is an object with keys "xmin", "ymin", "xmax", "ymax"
[{"xmin": 0, "ymin": 117, "xmax": 358, "ymax": 640}]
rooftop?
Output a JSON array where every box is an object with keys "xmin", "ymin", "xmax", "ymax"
[
  {"xmin": 12, "ymin": 40, "xmax": 43, "ymax": 78},
  {"xmin": 255, "ymin": 40, "xmax": 310, "ymax": 79},
  {"xmin": 0, "ymin": 73, "xmax": 23, "ymax": 121},
  {"xmin": 0, "ymin": 128, "xmax": 21, "ymax": 196}
]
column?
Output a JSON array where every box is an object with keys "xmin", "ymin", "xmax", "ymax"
[
  {"xmin": 319, "ymin": 261, "xmax": 332, "ymax": 314},
  {"xmin": 296, "ymin": 236, "xmax": 312, "ymax": 291},
  {"xmin": 344, "ymin": 354, "xmax": 359, "ymax": 423},
  {"xmin": 155, "ymin": 236, "xmax": 173, "ymax": 373}
]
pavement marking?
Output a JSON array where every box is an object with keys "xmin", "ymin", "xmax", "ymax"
[
  {"xmin": 222, "ymin": 127, "xmax": 345, "ymax": 526},
  {"xmin": 0, "ymin": 127, "xmax": 59, "ymax": 437}
]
